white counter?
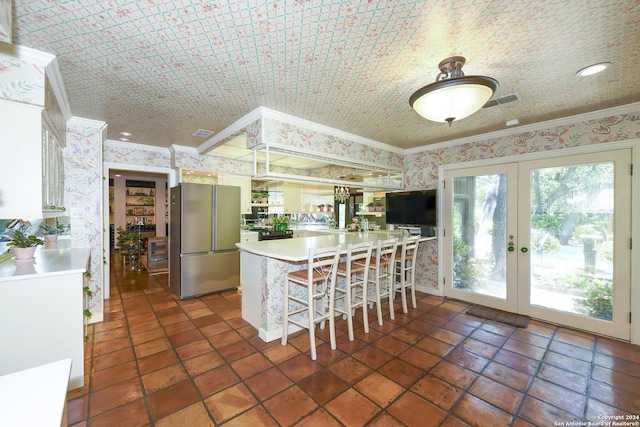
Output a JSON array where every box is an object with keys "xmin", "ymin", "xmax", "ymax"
[
  {"xmin": 0, "ymin": 239, "xmax": 90, "ymax": 282},
  {"xmin": 235, "ymin": 229, "xmax": 428, "ymax": 262},
  {"xmin": 236, "ymin": 231, "xmax": 436, "ymax": 342},
  {"xmin": 0, "ymin": 359, "xmax": 71, "ymax": 427},
  {"xmin": 0, "ymin": 239, "xmax": 89, "ymax": 389}
]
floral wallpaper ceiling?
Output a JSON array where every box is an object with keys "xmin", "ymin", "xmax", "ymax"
[{"xmin": 9, "ymin": 0, "xmax": 640, "ymax": 149}]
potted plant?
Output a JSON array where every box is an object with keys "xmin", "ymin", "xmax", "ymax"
[
  {"xmin": 318, "ymin": 204, "xmax": 325, "ymax": 212},
  {"xmin": 374, "ymin": 201, "xmax": 384, "ymax": 212},
  {"xmin": 116, "ymin": 227, "xmax": 140, "ymax": 251},
  {"xmin": 366, "ymin": 202, "xmax": 375, "ymax": 212},
  {"xmin": 39, "ymin": 223, "xmax": 70, "ymax": 244},
  {"xmin": 3, "ymin": 226, "xmax": 45, "ymax": 260},
  {"xmin": 272, "ymin": 216, "xmax": 289, "ymax": 231}
]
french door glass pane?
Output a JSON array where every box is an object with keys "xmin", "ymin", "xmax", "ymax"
[
  {"xmin": 529, "ymin": 162, "xmax": 614, "ymax": 321},
  {"xmin": 452, "ymin": 173, "xmax": 507, "ymax": 299}
]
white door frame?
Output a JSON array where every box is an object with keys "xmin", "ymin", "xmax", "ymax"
[
  {"xmin": 102, "ymin": 162, "xmax": 177, "ymax": 300},
  {"xmin": 438, "ymin": 139, "xmax": 640, "ymax": 345}
]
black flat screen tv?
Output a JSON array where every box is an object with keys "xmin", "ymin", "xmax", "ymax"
[{"xmin": 385, "ymin": 190, "xmax": 437, "ymax": 226}]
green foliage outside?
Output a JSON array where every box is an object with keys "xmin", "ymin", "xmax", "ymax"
[
  {"xmin": 453, "ymin": 235, "xmax": 477, "ymax": 290},
  {"xmin": 530, "ymin": 213, "xmax": 567, "ymax": 236},
  {"xmin": 570, "ymin": 274, "xmax": 613, "ymax": 321},
  {"xmin": 530, "ymin": 232, "xmax": 561, "ymax": 255}
]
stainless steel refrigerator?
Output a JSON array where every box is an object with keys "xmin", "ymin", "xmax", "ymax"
[{"xmin": 169, "ymin": 183, "xmax": 241, "ymax": 299}]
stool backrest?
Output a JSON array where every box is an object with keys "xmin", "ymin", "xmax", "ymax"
[
  {"xmin": 400, "ymin": 236, "xmax": 420, "ymax": 260},
  {"xmin": 375, "ymin": 238, "xmax": 398, "ymax": 269},
  {"xmin": 308, "ymin": 245, "xmax": 342, "ymax": 284},
  {"xmin": 345, "ymin": 241, "xmax": 374, "ymax": 275}
]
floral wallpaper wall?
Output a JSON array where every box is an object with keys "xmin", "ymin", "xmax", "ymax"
[
  {"xmin": 406, "ymin": 111, "xmax": 640, "ymax": 293},
  {"xmin": 65, "ymin": 119, "xmax": 106, "ymax": 320},
  {"xmin": 103, "ymin": 143, "xmax": 172, "ymax": 168},
  {"xmin": 173, "ymin": 149, "xmax": 252, "ymax": 175},
  {"xmin": 0, "ymin": 53, "xmax": 44, "ymax": 104},
  {"xmin": 263, "ymin": 117, "xmax": 403, "ymax": 170}
]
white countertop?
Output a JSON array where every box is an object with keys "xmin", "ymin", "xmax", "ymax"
[
  {"xmin": 236, "ymin": 230, "xmax": 435, "ymax": 262},
  {"xmin": 0, "ymin": 359, "xmax": 71, "ymax": 427},
  {"xmin": 0, "ymin": 239, "xmax": 90, "ymax": 282}
]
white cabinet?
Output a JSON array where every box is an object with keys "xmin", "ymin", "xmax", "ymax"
[
  {"xmin": 283, "ymin": 182, "xmax": 303, "ymax": 213},
  {"xmin": 0, "ymin": 246, "xmax": 90, "ymax": 390},
  {"xmin": 240, "ymin": 231, "xmax": 259, "ymax": 242},
  {"xmin": 218, "ymin": 174, "xmax": 251, "ymax": 214},
  {"xmin": 0, "ymin": 100, "xmax": 65, "ymax": 218}
]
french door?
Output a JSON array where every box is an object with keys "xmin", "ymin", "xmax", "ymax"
[{"xmin": 442, "ymin": 149, "xmax": 631, "ymax": 340}]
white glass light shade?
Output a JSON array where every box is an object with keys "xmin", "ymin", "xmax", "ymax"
[{"xmin": 410, "ymin": 76, "xmax": 498, "ymax": 123}]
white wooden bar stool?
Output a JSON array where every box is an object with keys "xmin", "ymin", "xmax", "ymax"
[
  {"xmin": 332, "ymin": 241, "xmax": 373, "ymax": 347},
  {"xmin": 281, "ymin": 245, "xmax": 342, "ymax": 360},
  {"xmin": 367, "ymin": 238, "xmax": 398, "ymax": 325},
  {"xmin": 394, "ymin": 236, "xmax": 420, "ymax": 313}
]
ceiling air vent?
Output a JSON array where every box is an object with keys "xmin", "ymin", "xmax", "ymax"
[
  {"xmin": 192, "ymin": 129, "xmax": 214, "ymax": 138},
  {"xmin": 483, "ymin": 93, "xmax": 520, "ymax": 108}
]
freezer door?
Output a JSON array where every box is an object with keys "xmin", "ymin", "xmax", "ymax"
[
  {"xmin": 213, "ymin": 185, "xmax": 241, "ymax": 251},
  {"xmin": 181, "ymin": 183, "xmax": 213, "ymax": 253},
  {"xmin": 179, "ymin": 251, "xmax": 240, "ymax": 298}
]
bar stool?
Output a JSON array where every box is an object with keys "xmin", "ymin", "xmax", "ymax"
[
  {"xmin": 281, "ymin": 245, "xmax": 342, "ymax": 360},
  {"xmin": 394, "ymin": 236, "xmax": 420, "ymax": 313},
  {"xmin": 332, "ymin": 241, "xmax": 373, "ymax": 347},
  {"xmin": 367, "ymin": 238, "xmax": 398, "ymax": 325}
]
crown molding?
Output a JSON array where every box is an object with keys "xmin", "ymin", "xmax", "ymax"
[
  {"xmin": 406, "ymin": 101, "xmax": 640, "ymax": 155},
  {"xmin": 0, "ymin": 41, "xmax": 54, "ymax": 66},
  {"xmin": 46, "ymin": 56, "xmax": 72, "ymax": 122},
  {"xmin": 69, "ymin": 116, "xmax": 106, "ymax": 130},
  {"xmin": 170, "ymin": 144, "xmax": 199, "ymax": 155},
  {"xmin": 104, "ymin": 139, "xmax": 171, "ymax": 155}
]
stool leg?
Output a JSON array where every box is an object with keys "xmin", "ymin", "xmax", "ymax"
[
  {"xmin": 281, "ymin": 279, "xmax": 290, "ymax": 346},
  {"xmin": 374, "ymin": 274, "xmax": 384, "ymax": 326},
  {"xmin": 397, "ymin": 261, "xmax": 408, "ymax": 313},
  {"xmin": 386, "ymin": 267, "xmax": 395, "ymax": 320},
  {"xmin": 360, "ymin": 271, "xmax": 369, "ymax": 333},
  {"xmin": 409, "ymin": 259, "xmax": 417, "ymax": 309},
  {"xmin": 345, "ymin": 276, "xmax": 354, "ymax": 341},
  {"xmin": 308, "ymin": 283, "xmax": 317, "ymax": 360}
]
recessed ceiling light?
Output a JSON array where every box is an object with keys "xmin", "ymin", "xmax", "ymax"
[
  {"xmin": 119, "ymin": 138, "xmax": 130, "ymax": 142},
  {"xmin": 506, "ymin": 119, "xmax": 519, "ymax": 126},
  {"xmin": 120, "ymin": 131, "xmax": 132, "ymax": 137},
  {"xmin": 576, "ymin": 62, "xmax": 611, "ymax": 77}
]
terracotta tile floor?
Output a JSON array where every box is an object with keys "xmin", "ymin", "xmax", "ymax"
[{"xmin": 66, "ymin": 256, "xmax": 640, "ymax": 426}]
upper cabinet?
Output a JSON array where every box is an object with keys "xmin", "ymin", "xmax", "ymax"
[
  {"xmin": 0, "ymin": 100, "xmax": 66, "ymax": 218},
  {"xmin": 218, "ymin": 174, "xmax": 251, "ymax": 214},
  {"xmin": 0, "ymin": 44, "xmax": 71, "ymax": 219}
]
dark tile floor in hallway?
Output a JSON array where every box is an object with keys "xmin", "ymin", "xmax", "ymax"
[{"xmin": 66, "ymin": 255, "xmax": 640, "ymax": 426}]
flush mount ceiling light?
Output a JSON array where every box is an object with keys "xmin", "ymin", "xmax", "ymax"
[
  {"xmin": 576, "ymin": 62, "xmax": 611, "ymax": 77},
  {"xmin": 334, "ymin": 186, "xmax": 350, "ymax": 203},
  {"xmin": 409, "ymin": 56, "xmax": 499, "ymax": 126}
]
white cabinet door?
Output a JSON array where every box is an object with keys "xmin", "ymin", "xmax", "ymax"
[
  {"xmin": 0, "ymin": 100, "xmax": 65, "ymax": 218},
  {"xmin": 283, "ymin": 182, "xmax": 303, "ymax": 213},
  {"xmin": 218, "ymin": 174, "xmax": 251, "ymax": 214}
]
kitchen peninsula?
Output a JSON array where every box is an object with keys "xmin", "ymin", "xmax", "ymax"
[{"xmin": 236, "ymin": 230, "xmax": 435, "ymax": 342}]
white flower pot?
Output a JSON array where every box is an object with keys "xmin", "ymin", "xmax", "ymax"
[
  {"xmin": 12, "ymin": 246, "xmax": 37, "ymax": 260},
  {"xmin": 44, "ymin": 234, "xmax": 59, "ymax": 244}
]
